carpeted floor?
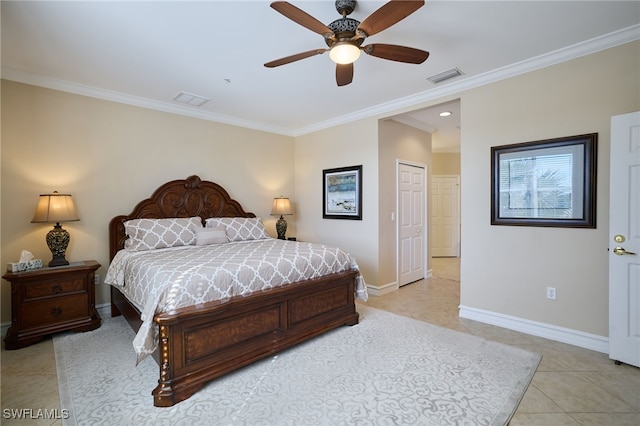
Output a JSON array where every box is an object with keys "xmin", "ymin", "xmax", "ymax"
[{"xmin": 54, "ymin": 305, "xmax": 541, "ymax": 425}]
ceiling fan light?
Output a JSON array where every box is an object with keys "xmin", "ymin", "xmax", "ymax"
[{"xmin": 329, "ymin": 42, "xmax": 361, "ymax": 64}]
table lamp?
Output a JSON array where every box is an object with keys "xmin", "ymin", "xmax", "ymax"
[
  {"xmin": 31, "ymin": 191, "xmax": 80, "ymax": 267},
  {"xmin": 271, "ymin": 196, "xmax": 293, "ymax": 240}
]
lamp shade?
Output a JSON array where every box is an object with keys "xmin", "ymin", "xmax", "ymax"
[
  {"xmin": 271, "ymin": 197, "xmax": 293, "ymax": 216},
  {"xmin": 31, "ymin": 192, "xmax": 80, "ymax": 223},
  {"xmin": 271, "ymin": 196, "xmax": 293, "ymax": 240},
  {"xmin": 329, "ymin": 42, "xmax": 361, "ymax": 65},
  {"xmin": 31, "ymin": 192, "xmax": 79, "ymax": 267}
]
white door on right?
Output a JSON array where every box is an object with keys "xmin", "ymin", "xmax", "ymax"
[{"xmin": 609, "ymin": 111, "xmax": 640, "ymax": 367}]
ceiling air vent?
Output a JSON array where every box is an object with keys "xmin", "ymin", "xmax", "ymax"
[
  {"xmin": 427, "ymin": 68, "xmax": 464, "ymax": 84},
  {"xmin": 173, "ymin": 91, "xmax": 210, "ymax": 107}
]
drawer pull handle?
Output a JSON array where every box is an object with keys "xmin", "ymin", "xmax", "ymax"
[
  {"xmin": 51, "ymin": 307, "xmax": 62, "ymax": 317},
  {"xmin": 52, "ymin": 284, "xmax": 63, "ymax": 294}
]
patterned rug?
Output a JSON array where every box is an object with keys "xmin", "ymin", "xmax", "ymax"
[{"xmin": 54, "ymin": 305, "xmax": 540, "ymax": 425}]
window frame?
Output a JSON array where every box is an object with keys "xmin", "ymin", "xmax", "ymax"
[{"xmin": 491, "ymin": 133, "xmax": 597, "ymax": 228}]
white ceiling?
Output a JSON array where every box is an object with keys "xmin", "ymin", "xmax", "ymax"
[{"xmin": 2, "ymin": 1, "xmax": 639, "ymax": 152}]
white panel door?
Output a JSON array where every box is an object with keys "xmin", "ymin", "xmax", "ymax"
[
  {"xmin": 609, "ymin": 111, "xmax": 640, "ymax": 367},
  {"xmin": 398, "ymin": 163, "xmax": 426, "ymax": 286},
  {"xmin": 432, "ymin": 175, "xmax": 460, "ymax": 257}
]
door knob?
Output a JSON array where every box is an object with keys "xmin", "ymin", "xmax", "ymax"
[{"xmin": 613, "ymin": 246, "xmax": 636, "ymax": 256}]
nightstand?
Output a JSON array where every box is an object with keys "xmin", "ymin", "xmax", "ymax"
[{"xmin": 3, "ymin": 260, "xmax": 101, "ymax": 350}]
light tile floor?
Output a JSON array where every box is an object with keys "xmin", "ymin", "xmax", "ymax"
[
  {"xmin": 1, "ymin": 257, "xmax": 639, "ymax": 425},
  {"xmin": 1, "ymin": 337, "xmax": 61, "ymax": 425},
  {"xmin": 360, "ymin": 257, "xmax": 640, "ymax": 425}
]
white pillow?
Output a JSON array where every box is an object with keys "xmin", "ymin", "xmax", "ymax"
[
  {"xmin": 195, "ymin": 226, "xmax": 228, "ymax": 245},
  {"xmin": 124, "ymin": 217, "xmax": 202, "ymax": 251},
  {"xmin": 205, "ymin": 217, "xmax": 270, "ymax": 241}
]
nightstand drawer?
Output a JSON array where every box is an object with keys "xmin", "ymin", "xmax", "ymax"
[
  {"xmin": 23, "ymin": 277, "xmax": 87, "ymax": 301},
  {"xmin": 3, "ymin": 260, "xmax": 101, "ymax": 349},
  {"xmin": 21, "ymin": 295, "xmax": 89, "ymax": 328}
]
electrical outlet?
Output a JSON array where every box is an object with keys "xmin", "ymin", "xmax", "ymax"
[
  {"xmin": 546, "ymin": 287, "xmax": 556, "ymax": 300},
  {"xmin": 95, "ymin": 274, "xmax": 100, "ymax": 285}
]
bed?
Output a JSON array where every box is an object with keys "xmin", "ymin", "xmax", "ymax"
[{"xmin": 106, "ymin": 175, "xmax": 365, "ymax": 407}]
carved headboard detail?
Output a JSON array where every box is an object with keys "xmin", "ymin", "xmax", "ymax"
[{"xmin": 108, "ymin": 175, "xmax": 256, "ymax": 260}]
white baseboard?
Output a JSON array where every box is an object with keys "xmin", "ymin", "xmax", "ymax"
[
  {"xmin": 96, "ymin": 303, "xmax": 111, "ymax": 317},
  {"xmin": 368, "ymin": 269, "xmax": 433, "ymax": 297},
  {"xmin": 367, "ymin": 281, "xmax": 399, "ymax": 297},
  {"xmin": 459, "ymin": 305, "xmax": 609, "ymax": 354}
]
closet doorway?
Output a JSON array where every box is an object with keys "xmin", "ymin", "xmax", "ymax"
[{"xmin": 397, "ymin": 161, "xmax": 427, "ymax": 286}]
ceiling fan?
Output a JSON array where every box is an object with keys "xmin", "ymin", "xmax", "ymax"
[{"xmin": 264, "ymin": 0, "xmax": 429, "ymax": 86}]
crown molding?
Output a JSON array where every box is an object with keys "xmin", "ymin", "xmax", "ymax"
[
  {"xmin": 2, "ymin": 24, "xmax": 638, "ymax": 137},
  {"xmin": 294, "ymin": 23, "xmax": 640, "ymax": 136},
  {"xmin": 0, "ymin": 67, "xmax": 295, "ymax": 137}
]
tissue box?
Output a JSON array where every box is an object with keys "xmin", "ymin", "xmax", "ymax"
[
  {"xmin": 7, "ymin": 263, "xmax": 27, "ymax": 272},
  {"xmin": 7, "ymin": 260, "xmax": 43, "ymax": 272},
  {"xmin": 28, "ymin": 259, "xmax": 43, "ymax": 270}
]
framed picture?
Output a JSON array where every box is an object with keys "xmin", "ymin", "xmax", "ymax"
[
  {"xmin": 323, "ymin": 165, "xmax": 362, "ymax": 220},
  {"xmin": 491, "ymin": 133, "xmax": 597, "ymax": 228}
]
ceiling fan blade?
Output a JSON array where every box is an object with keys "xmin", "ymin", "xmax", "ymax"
[
  {"xmin": 270, "ymin": 1, "xmax": 333, "ymax": 36},
  {"xmin": 363, "ymin": 44, "xmax": 429, "ymax": 64},
  {"xmin": 336, "ymin": 63, "xmax": 354, "ymax": 86},
  {"xmin": 357, "ymin": 0, "xmax": 424, "ymax": 37},
  {"xmin": 264, "ymin": 49, "xmax": 327, "ymax": 68}
]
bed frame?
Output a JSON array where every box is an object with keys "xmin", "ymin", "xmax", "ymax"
[{"xmin": 108, "ymin": 175, "xmax": 359, "ymax": 407}]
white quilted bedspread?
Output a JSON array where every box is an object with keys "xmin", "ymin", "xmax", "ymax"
[{"xmin": 105, "ymin": 239, "xmax": 367, "ymax": 363}]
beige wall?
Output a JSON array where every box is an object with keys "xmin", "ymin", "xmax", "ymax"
[
  {"xmin": 378, "ymin": 120, "xmax": 432, "ymax": 288},
  {"xmin": 293, "ymin": 118, "xmax": 379, "ymax": 285},
  {"xmin": 294, "ymin": 118, "xmax": 431, "ymax": 289},
  {"xmin": 1, "ymin": 81, "xmax": 294, "ymax": 322},
  {"xmin": 459, "ymin": 41, "xmax": 639, "ymax": 337},
  {"xmin": 432, "ymin": 153, "xmax": 460, "ymax": 175}
]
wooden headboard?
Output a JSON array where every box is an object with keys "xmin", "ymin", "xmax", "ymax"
[{"xmin": 108, "ymin": 175, "xmax": 256, "ymax": 260}]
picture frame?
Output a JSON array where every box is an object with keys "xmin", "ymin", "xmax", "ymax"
[
  {"xmin": 323, "ymin": 165, "xmax": 362, "ymax": 220},
  {"xmin": 491, "ymin": 133, "xmax": 597, "ymax": 228}
]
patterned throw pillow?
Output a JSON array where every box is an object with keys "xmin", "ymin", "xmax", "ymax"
[
  {"xmin": 124, "ymin": 217, "xmax": 202, "ymax": 251},
  {"xmin": 195, "ymin": 226, "xmax": 228, "ymax": 245},
  {"xmin": 204, "ymin": 217, "xmax": 270, "ymax": 241}
]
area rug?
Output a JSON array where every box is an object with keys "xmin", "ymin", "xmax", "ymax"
[{"xmin": 54, "ymin": 305, "xmax": 540, "ymax": 426}]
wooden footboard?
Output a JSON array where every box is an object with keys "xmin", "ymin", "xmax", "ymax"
[
  {"xmin": 151, "ymin": 270, "xmax": 358, "ymax": 407},
  {"xmin": 112, "ymin": 270, "xmax": 359, "ymax": 407}
]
